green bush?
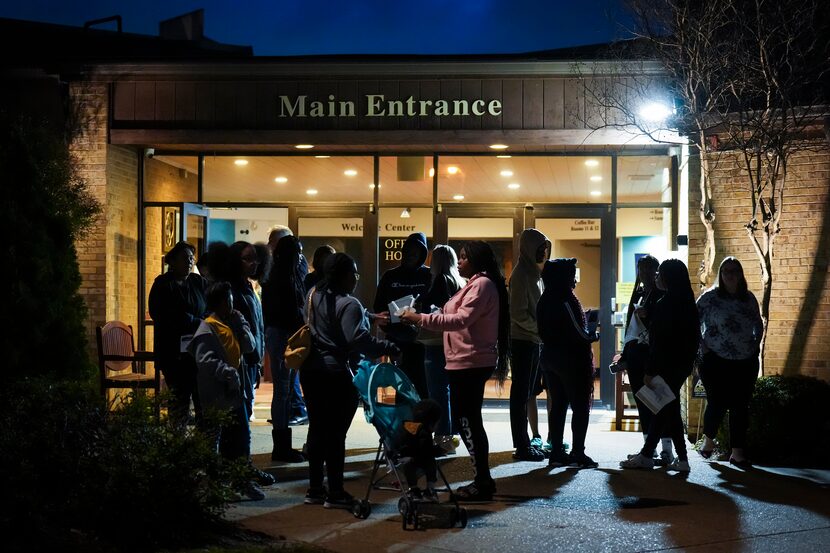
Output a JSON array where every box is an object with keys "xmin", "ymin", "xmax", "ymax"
[
  {"xmin": 0, "ymin": 113, "xmax": 100, "ymax": 381},
  {"xmin": 0, "ymin": 379, "xmax": 247, "ymax": 551},
  {"xmin": 747, "ymin": 375, "xmax": 830, "ymax": 466},
  {"xmin": 706, "ymin": 375, "xmax": 830, "ymax": 467}
]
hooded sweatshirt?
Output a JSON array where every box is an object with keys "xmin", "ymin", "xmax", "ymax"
[
  {"xmin": 373, "ymin": 232, "xmax": 431, "ymax": 343},
  {"xmin": 509, "ymin": 228, "xmax": 550, "ymax": 343},
  {"xmin": 536, "ymin": 258, "xmax": 596, "ymax": 375}
]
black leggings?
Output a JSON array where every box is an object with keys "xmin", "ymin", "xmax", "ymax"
[
  {"xmin": 300, "ymin": 368, "xmax": 359, "ymax": 494},
  {"xmin": 700, "ymin": 352, "xmax": 758, "ymax": 449},
  {"xmin": 448, "ymin": 366, "xmax": 494, "ymax": 487},
  {"xmin": 398, "ymin": 341, "xmax": 428, "ymax": 400},
  {"xmin": 509, "ymin": 339, "xmax": 541, "ymax": 449},
  {"xmin": 624, "ymin": 341, "xmax": 663, "ymax": 438},
  {"xmin": 544, "ymin": 366, "xmax": 593, "ymax": 455},
  {"xmin": 161, "ymin": 355, "xmax": 202, "ymax": 427},
  {"xmin": 641, "ymin": 380, "xmax": 687, "ymax": 461}
]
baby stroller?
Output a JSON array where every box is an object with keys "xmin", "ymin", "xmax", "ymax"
[{"xmin": 351, "ymin": 360, "xmax": 467, "ymax": 529}]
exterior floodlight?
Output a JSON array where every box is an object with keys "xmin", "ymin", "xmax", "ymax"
[{"xmin": 639, "ymin": 103, "xmax": 672, "ymax": 123}]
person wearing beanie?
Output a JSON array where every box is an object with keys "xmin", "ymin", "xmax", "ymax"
[
  {"xmin": 509, "ymin": 229, "xmax": 551, "ymax": 462},
  {"xmin": 373, "ymin": 232, "xmax": 432, "ymax": 398}
]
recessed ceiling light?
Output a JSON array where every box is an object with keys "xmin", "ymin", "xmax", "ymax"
[
  {"xmin": 497, "ymin": 155, "xmax": 512, "ymax": 159},
  {"xmin": 428, "ymin": 168, "xmax": 435, "ymax": 178},
  {"xmin": 315, "ymin": 155, "xmax": 330, "ymax": 159},
  {"xmin": 590, "ymin": 190, "xmax": 602, "ymax": 196},
  {"xmin": 584, "ymin": 159, "xmax": 600, "ymax": 167},
  {"xmin": 453, "ymin": 194, "xmax": 465, "ymax": 201},
  {"xmin": 295, "ymin": 144, "xmax": 314, "ymax": 150},
  {"xmin": 306, "ymin": 189, "xmax": 318, "ymax": 195},
  {"xmin": 447, "ymin": 166, "xmax": 459, "ymax": 175},
  {"xmin": 590, "ymin": 175, "xmax": 602, "ymax": 182},
  {"xmin": 508, "ymin": 183, "xmax": 521, "ymax": 190},
  {"xmin": 234, "ymin": 159, "xmax": 248, "ymax": 166},
  {"xmin": 489, "ymin": 144, "xmax": 509, "ymax": 150},
  {"xmin": 274, "ymin": 176, "xmax": 288, "ymax": 184},
  {"xmin": 344, "ymin": 169, "xmax": 358, "ymax": 177},
  {"xmin": 500, "ymin": 170, "xmax": 514, "ymax": 177}
]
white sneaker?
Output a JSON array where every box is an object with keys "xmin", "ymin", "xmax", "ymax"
[
  {"xmin": 620, "ymin": 453, "xmax": 655, "ymax": 469},
  {"xmin": 667, "ymin": 458, "xmax": 691, "ymax": 472}
]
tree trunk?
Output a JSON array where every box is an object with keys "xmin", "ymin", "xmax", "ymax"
[
  {"xmin": 746, "ymin": 220, "xmax": 774, "ymax": 377},
  {"xmin": 697, "ymin": 147, "xmax": 717, "ymax": 290}
]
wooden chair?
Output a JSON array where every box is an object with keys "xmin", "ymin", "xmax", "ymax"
[
  {"xmin": 96, "ymin": 321, "xmax": 159, "ymax": 398},
  {"xmin": 615, "ymin": 371, "xmax": 640, "ymax": 431}
]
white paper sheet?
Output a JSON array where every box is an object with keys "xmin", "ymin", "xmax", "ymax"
[{"xmin": 635, "ymin": 375, "xmax": 676, "ymax": 414}]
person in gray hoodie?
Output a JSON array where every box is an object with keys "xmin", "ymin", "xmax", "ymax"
[
  {"xmin": 187, "ymin": 281, "xmax": 268, "ymax": 500},
  {"xmin": 509, "ymin": 228, "xmax": 551, "ymax": 462}
]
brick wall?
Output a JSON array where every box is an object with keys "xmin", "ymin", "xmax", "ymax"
[
  {"xmin": 106, "ymin": 146, "xmax": 139, "ymax": 331},
  {"xmin": 688, "ymin": 147, "xmax": 830, "ymax": 382},
  {"xmin": 70, "ymin": 82, "xmax": 108, "ymax": 355}
]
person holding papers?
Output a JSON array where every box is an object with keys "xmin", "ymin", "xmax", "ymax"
[
  {"xmin": 621, "ymin": 259, "xmax": 700, "ymax": 472},
  {"xmin": 400, "ymin": 241, "xmax": 509, "ymax": 501},
  {"xmin": 374, "ymin": 232, "xmax": 432, "ymax": 398}
]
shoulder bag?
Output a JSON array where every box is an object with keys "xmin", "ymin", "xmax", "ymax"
[{"xmin": 284, "ymin": 288, "xmax": 316, "ymax": 370}]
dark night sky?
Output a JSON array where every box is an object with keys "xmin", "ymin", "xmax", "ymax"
[{"xmin": 0, "ymin": 0, "xmax": 632, "ymax": 56}]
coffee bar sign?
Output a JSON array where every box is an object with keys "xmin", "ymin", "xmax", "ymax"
[{"xmin": 279, "ymin": 94, "xmax": 503, "ymax": 119}]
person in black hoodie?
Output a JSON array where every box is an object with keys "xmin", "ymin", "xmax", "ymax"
[
  {"xmin": 537, "ymin": 258, "xmax": 600, "ymax": 469},
  {"xmin": 374, "ymin": 232, "xmax": 432, "ymax": 398},
  {"xmin": 148, "ymin": 241, "xmax": 208, "ymax": 427},
  {"xmin": 261, "ymin": 235, "xmax": 307, "ymax": 463},
  {"xmin": 620, "ymin": 259, "xmax": 700, "ymax": 472}
]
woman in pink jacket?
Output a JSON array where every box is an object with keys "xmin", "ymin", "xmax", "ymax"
[{"xmin": 401, "ymin": 240, "xmax": 510, "ymax": 502}]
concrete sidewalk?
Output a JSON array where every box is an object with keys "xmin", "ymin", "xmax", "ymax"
[{"xmin": 233, "ymin": 402, "xmax": 830, "ymax": 553}]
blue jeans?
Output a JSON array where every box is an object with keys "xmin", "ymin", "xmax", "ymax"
[
  {"xmin": 289, "ymin": 369, "xmax": 308, "ymax": 418},
  {"xmin": 424, "ymin": 344, "xmax": 452, "ymax": 436},
  {"xmin": 266, "ymin": 326, "xmax": 292, "ymax": 430}
]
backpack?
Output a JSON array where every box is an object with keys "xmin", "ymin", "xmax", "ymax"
[{"xmin": 284, "ymin": 289, "xmax": 315, "ymax": 370}]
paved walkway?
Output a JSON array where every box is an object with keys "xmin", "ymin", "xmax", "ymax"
[{"xmin": 233, "ymin": 392, "xmax": 830, "ymax": 553}]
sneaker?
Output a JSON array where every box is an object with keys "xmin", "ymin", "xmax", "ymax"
[
  {"xmin": 422, "ymin": 487, "xmax": 440, "ymax": 503},
  {"xmin": 252, "ymin": 467, "xmax": 276, "ymax": 486},
  {"xmin": 304, "ymin": 486, "xmax": 327, "ymax": 505},
  {"xmin": 288, "ymin": 415, "xmax": 309, "ymax": 426},
  {"xmin": 435, "ymin": 435, "xmax": 458, "ymax": 455},
  {"xmin": 454, "ymin": 481, "xmax": 494, "ymax": 502},
  {"xmin": 620, "ymin": 453, "xmax": 655, "ymax": 469},
  {"xmin": 656, "ymin": 451, "xmax": 676, "ymax": 467},
  {"xmin": 513, "ymin": 446, "xmax": 546, "ymax": 462},
  {"xmin": 323, "ymin": 491, "xmax": 356, "ymax": 510},
  {"xmin": 530, "ymin": 436, "xmax": 544, "ymax": 449},
  {"xmin": 667, "ymin": 458, "xmax": 691, "ymax": 472},
  {"xmin": 243, "ymin": 481, "xmax": 266, "ymax": 501},
  {"xmin": 569, "ymin": 452, "xmax": 599, "ymax": 469},
  {"xmin": 548, "ymin": 450, "xmax": 571, "ymax": 467}
]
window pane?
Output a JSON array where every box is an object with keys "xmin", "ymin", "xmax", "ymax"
[
  {"xmin": 617, "ymin": 156, "xmax": 672, "ymax": 203},
  {"xmin": 438, "ymin": 155, "xmax": 612, "ymax": 203},
  {"xmin": 203, "ymin": 155, "xmax": 374, "ymax": 203},
  {"xmin": 145, "ymin": 156, "xmax": 198, "ymax": 202},
  {"xmin": 616, "ymin": 207, "xmax": 673, "ymax": 283},
  {"xmin": 378, "ymin": 156, "xmax": 433, "ymax": 204}
]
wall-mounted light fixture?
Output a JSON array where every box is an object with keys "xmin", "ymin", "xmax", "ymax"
[{"xmin": 400, "ymin": 207, "xmax": 411, "ymax": 219}]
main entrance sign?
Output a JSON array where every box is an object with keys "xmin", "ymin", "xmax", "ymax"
[{"xmin": 279, "ymin": 94, "xmax": 503, "ymax": 118}]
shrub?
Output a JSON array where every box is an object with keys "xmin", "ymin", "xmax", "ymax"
[
  {"xmin": 0, "ymin": 112, "xmax": 100, "ymax": 381},
  {"xmin": 0, "ymin": 379, "xmax": 246, "ymax": 551},
  {"xmin": 747, "ymin": 375, "xmax": 830, "ymax": 466},
  {"xmin": 705, "ymin": 375, "xmax": 830, "ymax": 467}
]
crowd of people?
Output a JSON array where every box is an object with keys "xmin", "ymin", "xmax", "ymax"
[{"xmin": 149, "ymin": 225, "xmax": 764, "ymax": 507}]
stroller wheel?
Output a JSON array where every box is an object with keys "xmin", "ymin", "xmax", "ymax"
[
  {"xmin": 353, "ymin": 499, "xmax": 371, "ymax": 519},
  {"xmin": 397, "ymin": 497, "xmax": 409, "ymax": 515}
]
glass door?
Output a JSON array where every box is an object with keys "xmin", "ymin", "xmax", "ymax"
[
  {"xmin": 534, "ymin": 207, "xmax": 615, "ymax": 408},
  {"xmin": 291, "ymin": 205, "xmax": 377, "ymax": 306}
]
